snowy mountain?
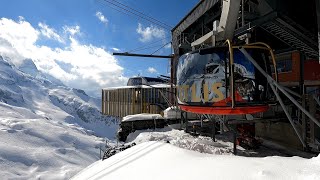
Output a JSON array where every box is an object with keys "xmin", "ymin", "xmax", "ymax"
[{"xmin": 0, "ymin": 56, "xmax": 118, "ymax": 179}]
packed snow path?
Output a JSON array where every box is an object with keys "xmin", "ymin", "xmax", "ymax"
[
  {"xmin": 73, "ymin": 127, "xmax": 319, "ymax": 179},
  {"xmin": 73, "ymin": 141, "xmax": 320, "ymax": 180}
]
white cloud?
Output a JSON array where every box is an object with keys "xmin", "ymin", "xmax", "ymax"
[
  {"xmin": 0, "ymin": 17, "xmax": 127, "ymax": 97},
  {"xmin": 63, "ymin": 25, "xmax": 81, "ymax": 36},
  {"xmin": 0, "ymin": 17, "xmax": 39, "ymax": 64},
  {"xmin": 18, "ymin": 16, "xmax": 24, "ymax": 21},
  {"xmin": 38, "ymin": 23, "xmax": 64, "ymax": 43},
  {"xmin": 111, "ymin": 47, "xmax": 120, "ymax": 52},
  {"xmin": 147, "ymin": 67, "xmax": 157, "ymax": 74},
  {"xmin": 95, "ymin": 11, "xmax": 108, "ymax": 25},
  {"xmin": 136, "ymin": 23, "xmax": 166, "ymax": 42}
]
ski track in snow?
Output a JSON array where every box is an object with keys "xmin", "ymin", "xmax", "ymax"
[{"xmin": 73, "ymin": 141, "xmax": 320, "ymax": 180}]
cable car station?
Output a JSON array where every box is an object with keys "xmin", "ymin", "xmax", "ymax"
[
  {"xmin": 104, "ymin": 0, "xmax": 320, "ymax": 153},
  {"xmin": 171, "ymin": 0, "xmax": 320, "ymax": 152}
]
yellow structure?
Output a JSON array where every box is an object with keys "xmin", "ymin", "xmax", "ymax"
[{"xmin": 102, "ymin": 84, "xmax": 172, "ymax": 119}]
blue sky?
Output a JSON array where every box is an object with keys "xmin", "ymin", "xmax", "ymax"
[{"xmin": 0, "ymin": 0, "xmax": 198, "ymax": 97}]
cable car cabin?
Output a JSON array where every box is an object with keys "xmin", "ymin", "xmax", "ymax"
[{"xmin": 176, "ymin": 44, "xmax": 277, "ymax": 115}]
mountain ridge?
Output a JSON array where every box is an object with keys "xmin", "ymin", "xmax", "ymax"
[{"xmin": 0, "ymin": 55, "xmax": 118, "ymax": 179}]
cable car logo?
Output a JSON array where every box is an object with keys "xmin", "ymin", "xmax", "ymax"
[{"xmin": 178, "ymin": 82, "xmax": 224, "ymax": 103}]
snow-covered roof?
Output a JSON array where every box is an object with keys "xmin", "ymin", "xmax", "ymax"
[
  {"xmin": 127, "ymin": 76, "xmax": 167, "ymax": 86},
  {"xmin": 103, "ymin": 84, "xmax": 172, "ymax": 90},
  {"xmin": 122, "ymin": 113, "xmax": 163, "ymax": 122},
  {"xmin": 163, "ymin": 106, "xmax": 180, "ymax": 113},
  {"xmin": 163, "ymin": 106, "xmax": 181, "ymax": 119}
]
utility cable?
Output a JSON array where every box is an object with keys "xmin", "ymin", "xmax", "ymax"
[
  {"xmin": 127, "ymin": 37, "xmax": 169, "ymax": 52},
  {"xmin": 97, "ymin": 0, "xmax": 137, "ymax": 21},
  {"xmin": 150, "ymin": 42, "xmax": 171, "ymax": 55},
  {"xmin": 101, "ymin": 0, "xmax": 171, "ymax": 31},
  {"xmin": 128, "ymin": 44, "xmax": 166, "ymax": 53},
  {"xmin": 111, "ymin": 0, "xmax": 173, "ymax": 30}
]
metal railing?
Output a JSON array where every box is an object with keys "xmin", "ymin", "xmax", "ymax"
[{"xmin": 239, "ymin": 46, "xmax": 320, "ymax": 148}]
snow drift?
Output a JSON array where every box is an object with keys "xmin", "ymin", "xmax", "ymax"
[{"xmin": 72, "ymin": 141, "xmax": 320, "ymax": 180}]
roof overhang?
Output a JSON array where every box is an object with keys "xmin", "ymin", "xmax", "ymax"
[{"xmin": 171, "ymin": 0, "xmax": 220, "ymax": 55}]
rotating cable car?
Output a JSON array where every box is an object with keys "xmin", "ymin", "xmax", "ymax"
[{"xmin": 176, "ymin": 42, "xmax": 278, "ymax": 115}]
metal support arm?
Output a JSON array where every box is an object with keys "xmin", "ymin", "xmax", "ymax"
[
  {"xmin": 239, "ymin": 47, "xmax": 320, "ymax": 148},
  {"xmin": 239, "ymin": 47, "xmax": 320, "ymax": 128}
]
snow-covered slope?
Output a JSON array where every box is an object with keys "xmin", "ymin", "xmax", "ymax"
[
  {"xmin": 0, "ymin": 56, "xmax": 118, "ymax": 179},
  {"xmin": 73, "ymin": 126, "xmax": 319, "ymax": 180},
  {"xmin": 72, "ymin": 141, "xmax": 320, "ymax": 180}
]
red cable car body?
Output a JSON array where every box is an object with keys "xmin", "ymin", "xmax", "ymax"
[{"xmin": 176, "ymin": 44, "xmax": 276, "ymax": 115}]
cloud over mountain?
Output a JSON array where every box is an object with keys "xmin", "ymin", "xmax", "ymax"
[{"xmin": 0, "ymin": 17, "xmax": 127, "ymax": 97}]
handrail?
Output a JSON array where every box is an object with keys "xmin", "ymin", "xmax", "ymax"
[
  {"xmin": 239, "ymin": 47, "xmax": 307, "ymax": 148},
  {"xmin": 225, "ymin": 39, "xmax": 235, "ymax": 108},
  {"xmin": 233, "ymin": 46, "xmax": 269, "ymax": 50},
  {"xmin": 243, "ymin": 42, "xmax": 278, "ymax": 82},
  {"xmin": 213, "ymin": 41, "xmax": 279, "ymax": 110}
]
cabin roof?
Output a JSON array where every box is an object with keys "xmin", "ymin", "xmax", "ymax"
[{"xmin": 102, "ymin": 84, "xmax": 172, "ymax": 90}]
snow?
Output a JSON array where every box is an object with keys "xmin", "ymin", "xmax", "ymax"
[
  {"xmin": 163, "ymin": 106, "xmax": 198, "ymax": 119},
  {"xmin": 122, "ymin": 113, "xmax": 163, "ymax": 122},
  {"xmin": 0, "ymin": 56, "xmax": 118, "ymax": 179},
  {"xmin": 0, "ymin": 114, "xmax": 104, "ymax": 179},
  {"xmin": 125, "ymin": 128, "xmax": 236, "ymax": 155},
  {"xmin": 163, "ymin": 106, "xmax": 181, "ymax": 119},
  {"xmin": 1, "ymin": 54, "xmax": 319, "ymax": 179},
  {"xmin": 72, "ymin": 140, "xmax": 320, "ymax": 180},
  {"xmin": 73, "ymin": 127, "xmax": 320, "ymax": 179}
]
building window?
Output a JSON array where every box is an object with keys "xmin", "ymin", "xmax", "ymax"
[
  {"xmin": 273, "ymin": 53, "xmax": 292, "ymax": 73},
  {"xmin": 130, "ymin": 78, "xmax": 142, "ymax": 86},
  {"xmin": 277, "ymin": 59, "xmax": 292, "ymax": 72}
]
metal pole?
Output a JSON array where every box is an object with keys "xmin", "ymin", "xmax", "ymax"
[
  {"xmin": 239, "ymin": 48, "xmax": 320, "ymax": 128},
  {"xmin": 241, "ymin": 0, "xmax": 245, "ymax": 27},
  {"xmin": 170, "ymin": 56, "xmax": 174, "ymax": 105},
  {"xmin": 233, "ymin": 124, "xmax": 237, "ymax": 155},
  {"xmin": 314, "ymin": 95, "xmax": 320, "ymax": 107},
  {"xmin": 212, "ymin": 116, "xmax": 216, "ymax": 142},
  {"xmin": 226, "ymin": 40, "xmax": 235, "ymax": 108},
  {"xmin": 282, "ymin": 86, "xmax": 302, "ymax": 98},
  {"xmin": 299, "ymin": 53, "xmax": 305, "ymax": 95},
  {"xmin": 180, "ymin": 111, "xmax": 184, "ymax": 130},
  {"xmin": 302, "ymin": 94, "xmax": 307, "ymax": 143},
  {"xmin": 240, "ymin": 47, "xmax": 306, "ymax": 147},
  {"xmin": 220, "ymin": 115, "xmax": 226, "ymax": 134},
  {"xmin": 184, "ymin": 111, "xmax": 188, "ymax": 132},
  {"xmin": 276, "ymin": 82, "xmax": 320, "ymax": 127},
  {"xmin": 316, "ymin": 0, "xmax": 320, "ymax": 62},
  {"xmin": 269, "ymin": 83, "xmax": 306, "ymax": 147}
]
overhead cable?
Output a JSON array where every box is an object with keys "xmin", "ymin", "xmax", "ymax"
[
  {"xmin": 150, "ymin": 42, "xmax": 171, "ymax": 55},
  {"xmin": 101, "ymin": 0, "xmax": 172, "ymax": 31}
]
